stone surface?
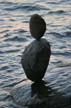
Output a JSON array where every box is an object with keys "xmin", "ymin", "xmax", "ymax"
[
  {"xmin": 21, "ymin": 39, "xmax": 51, "ymax": 82},
  {"xmin": 10, "ymin": 62, "xmax": 71, "ymax": 108},
  {"xmin": 11, "ymin": 77, "xmax": 71, "ymax": 108},
  {"xmin": 11, "ymin": 80, "xmax": 49, "ymax": 106},
  {"xmin": 29, "ymin": 14, "xmax": 46, "ymax": 40}
]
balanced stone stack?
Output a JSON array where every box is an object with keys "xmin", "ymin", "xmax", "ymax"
[{"xmin": 21, "ymin": 14, "xmax": 51, "ymax": 82}]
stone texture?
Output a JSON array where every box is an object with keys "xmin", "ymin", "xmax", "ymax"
[
  {"xmin": 11, "ymin": 81, "xmax": 49, "ymax": 106},
  {"xmin": 29, "ymin": 14, "xmax": 46, "ymax": 40},
  {"xmin": 11, "ymin": 65, "xmax": 71, "ymax": 107},
  {"xmin": 21, "ymin": 39, "xmax": 51, "ymax": 82}
]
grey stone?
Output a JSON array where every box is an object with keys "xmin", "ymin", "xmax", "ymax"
[
  {"xmin": 10, "ymin": 72, "xmax": 71, "ymax": 108},
  {"xmin": 10, "ymin": 81, "xmax": 49, "ymax": 106},
  {"xmin": 21, "ymin": 39, "xmax": 51, "ymax": 82}
]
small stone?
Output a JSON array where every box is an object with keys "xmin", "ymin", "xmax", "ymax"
[
  {"xmin": 29, "ymin": 14, "xmax": 46, "ymax": 40},
  {"xmin": 21, "ymin": 39, "xmax": 51, "ymax": 82}
]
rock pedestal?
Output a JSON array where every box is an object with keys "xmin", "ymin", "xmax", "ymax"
[{"xmin": 11, "ymin": 56, "xmax": 71, "ymax": 107}]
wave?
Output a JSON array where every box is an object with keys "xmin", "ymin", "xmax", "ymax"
[
  {"xmin": 47, "ymin": 31, "xmax": 71, "ymax": 38},
  {"xmin": 2, "ymin": 2, "xmax": 49, "ymax": 12},
  {"xmin": 0, "ymin": 1, "xmax": 16, "ymax": 5},
  {"xmin": 47, "ymin": 32, "xmax": 64, "ymax": 37},
  {"xmin": 48, "ymin": 10, "xmax": 66, "ymax": 15},
  {"xmin": 5, "ymin": 36, "xmax": 27, "ymax": 42},
  {"xmin": 48, "ymin": 0, "xmax": 71, "ymax": 4},
  {"xmin": 64, "ymin": 31, "xmax": 71, "ymax": 37}
]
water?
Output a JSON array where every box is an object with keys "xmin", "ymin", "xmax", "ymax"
[{"xmin": 0, "ymin": 0, "xmax": 71, "ymax": 108}]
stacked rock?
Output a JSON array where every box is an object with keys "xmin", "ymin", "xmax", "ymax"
[{"xmin": 21, "ymin": 14, "xmax": 51, "ymax": 82}]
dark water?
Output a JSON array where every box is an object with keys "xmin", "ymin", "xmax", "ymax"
[{"xmin": 0, "ymin": 0, "xmax": 71, "ymax": 108}]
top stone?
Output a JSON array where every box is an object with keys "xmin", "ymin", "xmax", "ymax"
[{"xmin": 29, "ymin": 14, "xmax": 46, "ymax": 40}]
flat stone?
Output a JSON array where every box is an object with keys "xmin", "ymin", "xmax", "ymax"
[{"xmin": 21, "ymin": 39, "xmax": 51, "ymax": 82}]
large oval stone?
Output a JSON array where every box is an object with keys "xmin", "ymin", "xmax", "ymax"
[{"xmin": 21, "ymin": 39, "xmax": 51, "ymax": 82}]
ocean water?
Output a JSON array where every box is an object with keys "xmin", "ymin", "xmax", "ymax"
[{"xmin": 0, "ymin": 0, "xmax": 71, "ymax": 108}]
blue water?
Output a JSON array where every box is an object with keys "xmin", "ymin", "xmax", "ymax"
[{"xmin": 0, "ymin": 0, "xmax": 71, "ymax": 108}]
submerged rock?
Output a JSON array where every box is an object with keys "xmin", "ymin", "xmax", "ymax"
[
  {"xmin": 10, "ymin": 67, "xmax": 71, "ymax": 107},
  {"xmin": 21, "ymin": 39, "xmax": 51, "ymax": 82},
  {"xmin": 11, "ymin": 80, "xmax": 49, "ymax": 106}
]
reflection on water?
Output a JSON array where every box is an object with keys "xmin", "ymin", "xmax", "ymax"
[{"xmin": 0, "ymin": 0, "xmax": 71, "ymax": 108}]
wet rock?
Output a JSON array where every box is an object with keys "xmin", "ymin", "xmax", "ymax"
[
  {"xmin": 10, "ymin": 80, "xmax": 51, "ymax": 107},
  {"xmin": 29, "ymin": 14, "xmax": 46, "ymax": 40},
  {"xmin": 11, "ymin": 80, "xmax": 49, "ymax": 106},
  {"xmin": 21, "ymin": 39, "xmax": 51, "ymax": 82},
  {"xmin": 11, "ymin": 80, "xmax": 71, "ymax": 108}
]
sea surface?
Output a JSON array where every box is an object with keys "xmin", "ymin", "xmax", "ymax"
[{"xmin": 0, "ymin": 0, "xmax": 71, "ymax": 108}]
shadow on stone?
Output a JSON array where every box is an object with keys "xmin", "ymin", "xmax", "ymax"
[
  {"xmin": 31, "ymin": 81, "xmax": 52, "ymax": 98},
  {"xmin": 11, "ymin": 80, "xmax": 71, "ymax": 108},
  {"xmin": 30, "ymin": 81, "xmax": 71, "ymax": 108}
]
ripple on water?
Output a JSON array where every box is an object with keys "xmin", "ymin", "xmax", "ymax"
[
  {"xmin": 48, "ymin": 10, "xmax": 66, "ymax": 15},
  {"xmin": 3, "ymin": 4, "xmax": 48, "ymax": 12},
  {"xmin": 5, "ymin": 36, "xmax": 28, "ymax": 42},
  {"xmin": 0, "ymin": 0, "xmax": 71, "ymax": 108},
  {"xmin": 48, "ymin": 32, "xmax": 64, "ymax": 37},
  {"xmin": 64, "ymin": 31, "xmax": 71, "ymax": 37}
]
